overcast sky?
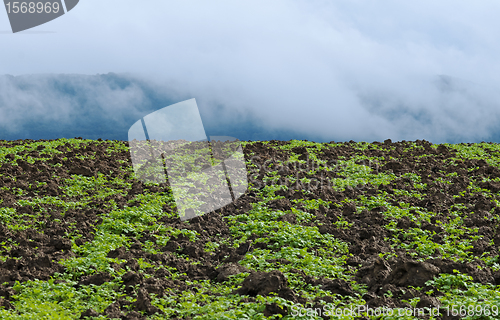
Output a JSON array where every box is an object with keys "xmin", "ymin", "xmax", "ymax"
[{"xmin": 2, "ymin": 0, "xmax": 500, "ymax": 142}]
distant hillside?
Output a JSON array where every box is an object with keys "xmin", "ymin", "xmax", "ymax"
[{"xmin": 0, "ymin": 73, "xmax": 325, "ymax": 142}]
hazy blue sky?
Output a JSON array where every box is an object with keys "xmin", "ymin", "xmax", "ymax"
[{"xmin": 2, "ymin": 1, "xmax": 500, "ymax": 142}]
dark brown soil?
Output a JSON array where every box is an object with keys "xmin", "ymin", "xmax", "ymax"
[{"xmin": 0, "ymin": 139, "xmax": 499, "ymax": 319}]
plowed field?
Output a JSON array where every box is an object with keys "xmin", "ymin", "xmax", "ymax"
[{"xmin": 1, "ymin": 138, "xmax": 500, "ymax": 319}]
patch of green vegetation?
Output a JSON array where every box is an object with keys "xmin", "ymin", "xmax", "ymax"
[
  {"xmin": 18, "ymin": 196, "xmax": 86, "ymax": 215},
  {"xmin": 327, "ymin": 156, "xmax": 394, "ymax": 192},
  {"xmin": 426, "ymin": 271, "xmax": 500, "ymax": 320},
  {"xmin": 4, "ymin": 278, "xmax": 122, "ymax": 319},
  {"xmin": 278, "ymin": 140, "xmax": 326, "ymax": 151},
  {"xmin": 60, "ymin": 173, "xmax": 130, "ymax": 200},
  {"xmin": 0, "ymin": 206, "xmax": 44, "ymax": 232},
  {"xmin": 447, "ymin": 142, "xmax": 500, "ymax": 167}
]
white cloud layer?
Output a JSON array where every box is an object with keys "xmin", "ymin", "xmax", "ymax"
[{"xmin": 2, "ymin": 0, "xmax": 500, "ymax": 142}]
